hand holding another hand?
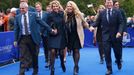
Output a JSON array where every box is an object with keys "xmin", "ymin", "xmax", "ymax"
[
  {"xmin": 51, "ymin": 28, "xmax": 58, "ymax": 35},
  {"xmin": 116, "ymin": 32, "xmax": 122, "ymax": 38},
  {"xmin": 123, "ymin": 32, "xmax": 127, "ymax": 36},
  {"xmin": 89, "ymin": 26, "xmax": 94, "ymax": 32}
]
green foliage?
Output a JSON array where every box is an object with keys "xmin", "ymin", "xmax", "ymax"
[
  {"xmin": 121, "ymin": 0, "xmax": 134, "ymax": 16},
  {"xmin": 0, "ymin": 0, "xmax": 133, "ymax": 16}
]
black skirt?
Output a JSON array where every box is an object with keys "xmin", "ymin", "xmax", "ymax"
[
  {"xmin": 66, "ymin": 14, "xmax": 81, "ymax": 50},
  {"xmin": 67, "ymin": 33, "xmax": 81, "ymax": 50}
]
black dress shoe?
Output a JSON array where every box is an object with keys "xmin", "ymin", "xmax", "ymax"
[
  {"xmin": 50, "ymin": 68, "xmax": 54, "ymax": 75},
  {"xmin": 100, "ymin": 59, "xmax": 104, "ymax": 64},
  {"xmin": 26, "ymin": 65, "xmax": 32, "ymax": 71},
  {"xmin": 32, "ymin": 73, "xmax": 38, "ymax": 75},
  {"xmin": 17, "ymin": 73, "xmax": 25, "ymax": 75},
  {"xmin": 32, "ymin": 72, "xmax": 38, "ymax": 75},
  {"xmin": 26, "ymin": 68, "xmax": 29, "ymax": 71},
  {"xmin": 73, "ymin": 66, "xmax": 79, "ymax": 75},
  {"xmin": 32, "ymin": 69, "xmax": 38, "ymax": 75},
  {"xmin": 61, "ymin": 63, "xmax": 66, "ymax": 72},
  {"xmin": 45, "ymin": 62, "xmax": 50, "ymax": 68},
  {"xmin": 117, "ymin": 62, "xmax": 122, "ymax": 70},
  {"xmin": 115, "ymin": 59, "xmax": 123, "ymax": 64},
  {"xmin": 105, "ymin": 70, "xmax": 112, "ymax": 75}
]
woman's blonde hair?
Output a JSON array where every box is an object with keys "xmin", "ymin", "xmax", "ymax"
[
  {"xmin": 64, "ymin": 1, "xmax": 85, "ymax": 22},
  {"xmin": 98, "ymin": 5, "xmax": 105, "ymax": 10},
  {"xmin": 65, "ymin": 1, "xmax": 82, "ymax": 16},
  {"xmin": 49, "ymin": 0, "xmax": 64, "ymax": 11}
]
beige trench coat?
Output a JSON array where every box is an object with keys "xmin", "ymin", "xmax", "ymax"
[{"xmin": 65, "ymin": 13, "xmax": 91, "ymax": 48}]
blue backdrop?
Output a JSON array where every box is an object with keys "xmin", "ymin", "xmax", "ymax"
[
  {"xmin": 0, "ymin": 31, "xmax": 18, "ymax": 63},
  {"xmin": 0, "ymin": 28, "xmax": 134, "ymax": 63},
  {"xmin": 122, "ymin": 28, "xmax": 134, "ymax": 46}
]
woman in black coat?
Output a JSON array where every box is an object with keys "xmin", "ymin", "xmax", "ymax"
[{"xmin": 47, "ymin": 1, "xmax": 67, "ymax": 75}]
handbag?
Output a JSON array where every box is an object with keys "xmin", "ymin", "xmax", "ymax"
[{"xmin": 49, "ymin": 22, "xmax": 59, "ymax": 36}]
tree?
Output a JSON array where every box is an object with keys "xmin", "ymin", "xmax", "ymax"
[{"xmin": 121, "ymin": 0, "xmax": 134, "ymax": 16}]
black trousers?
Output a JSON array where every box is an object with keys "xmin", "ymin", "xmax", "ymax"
[
  {"xmin": 103, "ymin": 38, "xmax": 122, "ymax": 70},
  {"xmin": 41, "ymin": 35, "xmax": 49, "ymax": 62},
  {"xmin": 19, "ymin": 35, "xmax": 39, "ymax": 73},
  {"xmin": 97, "ymin": 42, "xmax": 104, "ymax": 60}
]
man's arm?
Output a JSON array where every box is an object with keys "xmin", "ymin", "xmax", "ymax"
[
  {"xmin": 36, "ymin": 14, "xmax": 52, "ymax": 32},
  {"xmin": 121, "ymin": 9, "xmax": 127, "ymax": 35},
  {"xmin": 118, "ymin": 10, "xmax": 124, "ymax": 34},
  {"xmin": 94, "ymin": 12, "xmax": 102, "ymax": 27},
  {"xmin": 36, "ymin": 14, "xmax": 57, "ymax": 35},
  {"xmin": 14, "ymin": 16, "xmax": 20, "ymax": 47},
  {"xmin": 116, "ymin": 9, "xmax": 124, "ymax": 38}
]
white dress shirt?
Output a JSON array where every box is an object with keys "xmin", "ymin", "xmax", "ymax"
[{"xmin": 21, "ymin": 12, "xmax": 31, "ymax": 35}]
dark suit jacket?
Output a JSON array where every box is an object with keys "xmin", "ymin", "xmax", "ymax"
[
  {"xmin": 46, "ymin": 11, "xmax": 67, "ymax": 49},
  {"xmin": 119, "ymin": 8, "xmax": 127, "ymax": 32},
  {"xmin": 96, "ymin": 25, "xmax": 103, "ymax": 42},
  {"xmin": 14, "ymin": 12, "xmax": 52, "ymax": 45},
  {"xmin": 40, "ymin": 11, "xmax": 50, "ymax": 37},
  {"xmin": 95, "ymin": 8, "xmax": 124, "ymax": 41}
]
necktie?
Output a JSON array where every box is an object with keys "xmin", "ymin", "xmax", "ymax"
[
  {"xmin": 39, "ymin": 12, "xmax": 41, "ymax": 18},
  {"xmin": 23, "ymin": 14, "xmax": 29, "ymax": 35},
  {"xmin": 108, "ymin": 9, "xmax": 111, "ymax": 22}
]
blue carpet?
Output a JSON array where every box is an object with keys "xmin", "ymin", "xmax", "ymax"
[{"xmin": 0, "ymin": 48, "xmax": 134, "ymax": 75}]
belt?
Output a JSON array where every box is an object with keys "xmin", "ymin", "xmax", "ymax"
[{"xmin": 21, "ymin": 35, "xmax": 31, "ymax": 37}]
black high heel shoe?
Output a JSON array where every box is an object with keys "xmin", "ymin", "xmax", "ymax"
[
  {"xmin": 73, "ymin": 66, "xmax": 79, "ymax": 75},
  {"xmin": 61, "ymin": 63, "xmax": 66, "ymax": 72},
  {"xmin": 45, "ymin": 62, "xmax": 50, "ymax": 68}
]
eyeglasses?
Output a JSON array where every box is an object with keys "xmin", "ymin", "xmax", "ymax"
[{"xmin": 20, "ymin": 8, "xmax": 25, "ymax": 9}]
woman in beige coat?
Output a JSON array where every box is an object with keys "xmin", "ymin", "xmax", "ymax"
[{"xmin": 64, "ymin": 1, "xmax": 94, "ymax": 75}]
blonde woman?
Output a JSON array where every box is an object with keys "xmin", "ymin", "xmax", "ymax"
[
  {"xmin": 64, "ymin": 1, "xmax": 94, "ymax": 75},
  {"xmin": 47, "ymin": 1, "xmax": 67, "ymax": 75}
]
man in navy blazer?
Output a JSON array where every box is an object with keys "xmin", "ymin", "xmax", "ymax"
[
  {"xmin": 95, "ymin": 0, "xmax": 124, "ymax": 75},
  {"xmin": 113, "ymin": 0, "xmax": 127, "ymax": 63},
  {"xmin": 16, "ymin": 0, "xmax": 36, "ymax": 72},
  {"xmin": 35, "ymin": 2, "xmax": 50, "ymax": 68},
  {"xmin": 14, "ymin": 2, "xmax": 56, "ymax": 75}
]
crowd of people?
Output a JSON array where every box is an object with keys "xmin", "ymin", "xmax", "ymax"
[
  {"xmin": 0, "ymin": 8, "xmax": 18, "ymax": 31},
  {"xmin": 13, "ymin": 0, "xmax": 94, "ymax": 75},
  {"xmin": 0, "ymin": 0, "xmax": 133, "ymax": 75}
]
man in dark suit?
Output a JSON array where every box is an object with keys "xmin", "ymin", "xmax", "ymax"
[
  {"xmin": 95, "ymin": 0, "xmax": 124, "ymax": 75},
  {"xmin": 35, "ymin": 2, "xmax": 50, "ymax": 68},
  {"xmin": 14, "ymin": 2, "xmax": 56, "ymax": 75},
  {"xmin": 113, "ymin": 0, "xmax": 127, "ymax": 63}
]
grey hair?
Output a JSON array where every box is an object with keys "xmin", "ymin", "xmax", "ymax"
[{"xmin": 20, "ymin": 2, "xmax": 28, "ymax": 8}]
